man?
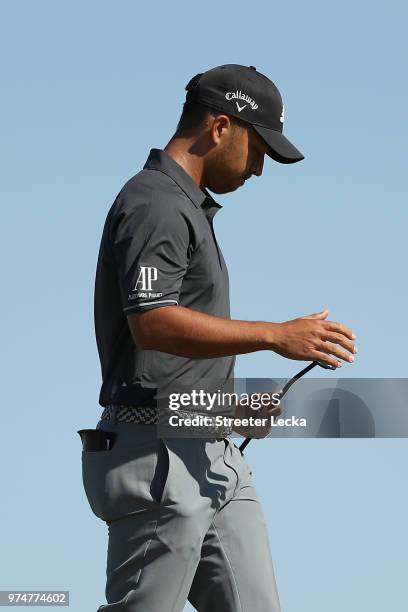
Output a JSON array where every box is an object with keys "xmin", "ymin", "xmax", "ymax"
[{"xmin": 84, "ymin": 64, "xmax": 357, "ymax": 611}]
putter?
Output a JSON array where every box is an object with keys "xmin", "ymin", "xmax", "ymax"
[{"xmin": 238, "ymin": 361, "xmax": 336, "ymax": 454}]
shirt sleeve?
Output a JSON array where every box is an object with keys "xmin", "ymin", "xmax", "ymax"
[{"xmin": 110, "ymin": 198, "xmax": 193, "ymax": 314}]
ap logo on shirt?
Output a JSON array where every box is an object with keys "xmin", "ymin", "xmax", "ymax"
[{"xmin": 133, "ymin": 266, "xmax": 158, "ymax": 291}]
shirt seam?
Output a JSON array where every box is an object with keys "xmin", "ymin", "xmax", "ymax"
[{"xmin": 124, "ymin": 300, "xmax": 178, "ymax": 311}]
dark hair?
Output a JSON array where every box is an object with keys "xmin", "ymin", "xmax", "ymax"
[
  {"xmin": 175, "ymin": 100, "xmax": 248, "ymax": 136},
  {"xmin": 174, "ymin": 101, "xmax": 215, "ymax": 135}
]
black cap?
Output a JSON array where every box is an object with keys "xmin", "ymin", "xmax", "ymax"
[{"xmin": 184, "ymin": 64, "xmax": 304, "ymax": 164}]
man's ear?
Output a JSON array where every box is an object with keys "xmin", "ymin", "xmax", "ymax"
[{"xmin": 211, "ymin": 114, "xmax": 231, "ymax": 145}]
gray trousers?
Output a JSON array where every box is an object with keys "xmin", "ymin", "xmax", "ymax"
[{"xmin": 81, "ymin": 419, "xmax": 281, "ymax": 612}]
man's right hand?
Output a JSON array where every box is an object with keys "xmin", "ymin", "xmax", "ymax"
[{"xmin": 267, "ymin": 309, "xmax": 357, "ymax": 369}]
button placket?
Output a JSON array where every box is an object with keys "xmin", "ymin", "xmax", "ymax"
[{"xmin": 202, "ymin": 199, "xmax": 224, "ymax": 270}]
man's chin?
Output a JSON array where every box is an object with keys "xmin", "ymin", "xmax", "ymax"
[{"xmin": 208, "ymin": 181, "xmax": 243, "ymax": 195}]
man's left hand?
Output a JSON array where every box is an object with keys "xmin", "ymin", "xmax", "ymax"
[{"xmin": 232, "ymin": 393, "xmax": 282, "ymax": 439}]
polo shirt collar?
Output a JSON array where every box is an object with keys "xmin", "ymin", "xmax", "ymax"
[{"xmin": 143, "ymin": 148, "xmax": 222, "ymax": 215}]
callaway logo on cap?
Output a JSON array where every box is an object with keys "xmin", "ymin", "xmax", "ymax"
[{"xmin": 184, "ymin": 64, "xmax": 304, "ymax": 164}]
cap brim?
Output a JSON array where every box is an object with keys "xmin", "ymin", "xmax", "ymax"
[{"xmin": 253, "ymin": 125, "xmax": 304, "ymax": 164}]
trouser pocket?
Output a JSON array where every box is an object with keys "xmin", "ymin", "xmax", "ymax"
[
  {"xmin": 230, "ymin": 439, "xmax": 253, "ymax": 477},
  {"xmin": 81, "ymin": 438, "xmax": 170, "ymax": 522}
]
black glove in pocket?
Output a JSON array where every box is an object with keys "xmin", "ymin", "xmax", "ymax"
[{"xmin": 77, "ymin": 429, "xmax": 117, "ymax": 452}]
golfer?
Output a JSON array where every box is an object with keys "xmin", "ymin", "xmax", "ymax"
[{"xmin": 83, "ymin": 64, "xmax": 357, "ymax": 611}]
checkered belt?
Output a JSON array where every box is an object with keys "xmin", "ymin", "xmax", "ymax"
[
  {"xmin": 100, "ymin": 404, "xmax": 233, "ymax": 437},
  {"xmin": 101, "ymin": 404, "xmax": 159, "ymax": 425}
]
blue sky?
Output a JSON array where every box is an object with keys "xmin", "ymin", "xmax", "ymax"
[{"xmin": 1, "ymin": 1, "xmax": 407, "ymax": 610}]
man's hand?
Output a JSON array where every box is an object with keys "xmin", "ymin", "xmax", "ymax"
[
  {"xmin": 232, "ymin": 394, "xmax": 282, "ymax": 439},
  {"xmin": 268, "ymin": 309, "xmax": 357, "ymax": 369}
]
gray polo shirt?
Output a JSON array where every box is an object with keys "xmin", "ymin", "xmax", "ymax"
[{"xmin": 94, "ymin": 148, "xmax": 236, "ymax": 408}]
